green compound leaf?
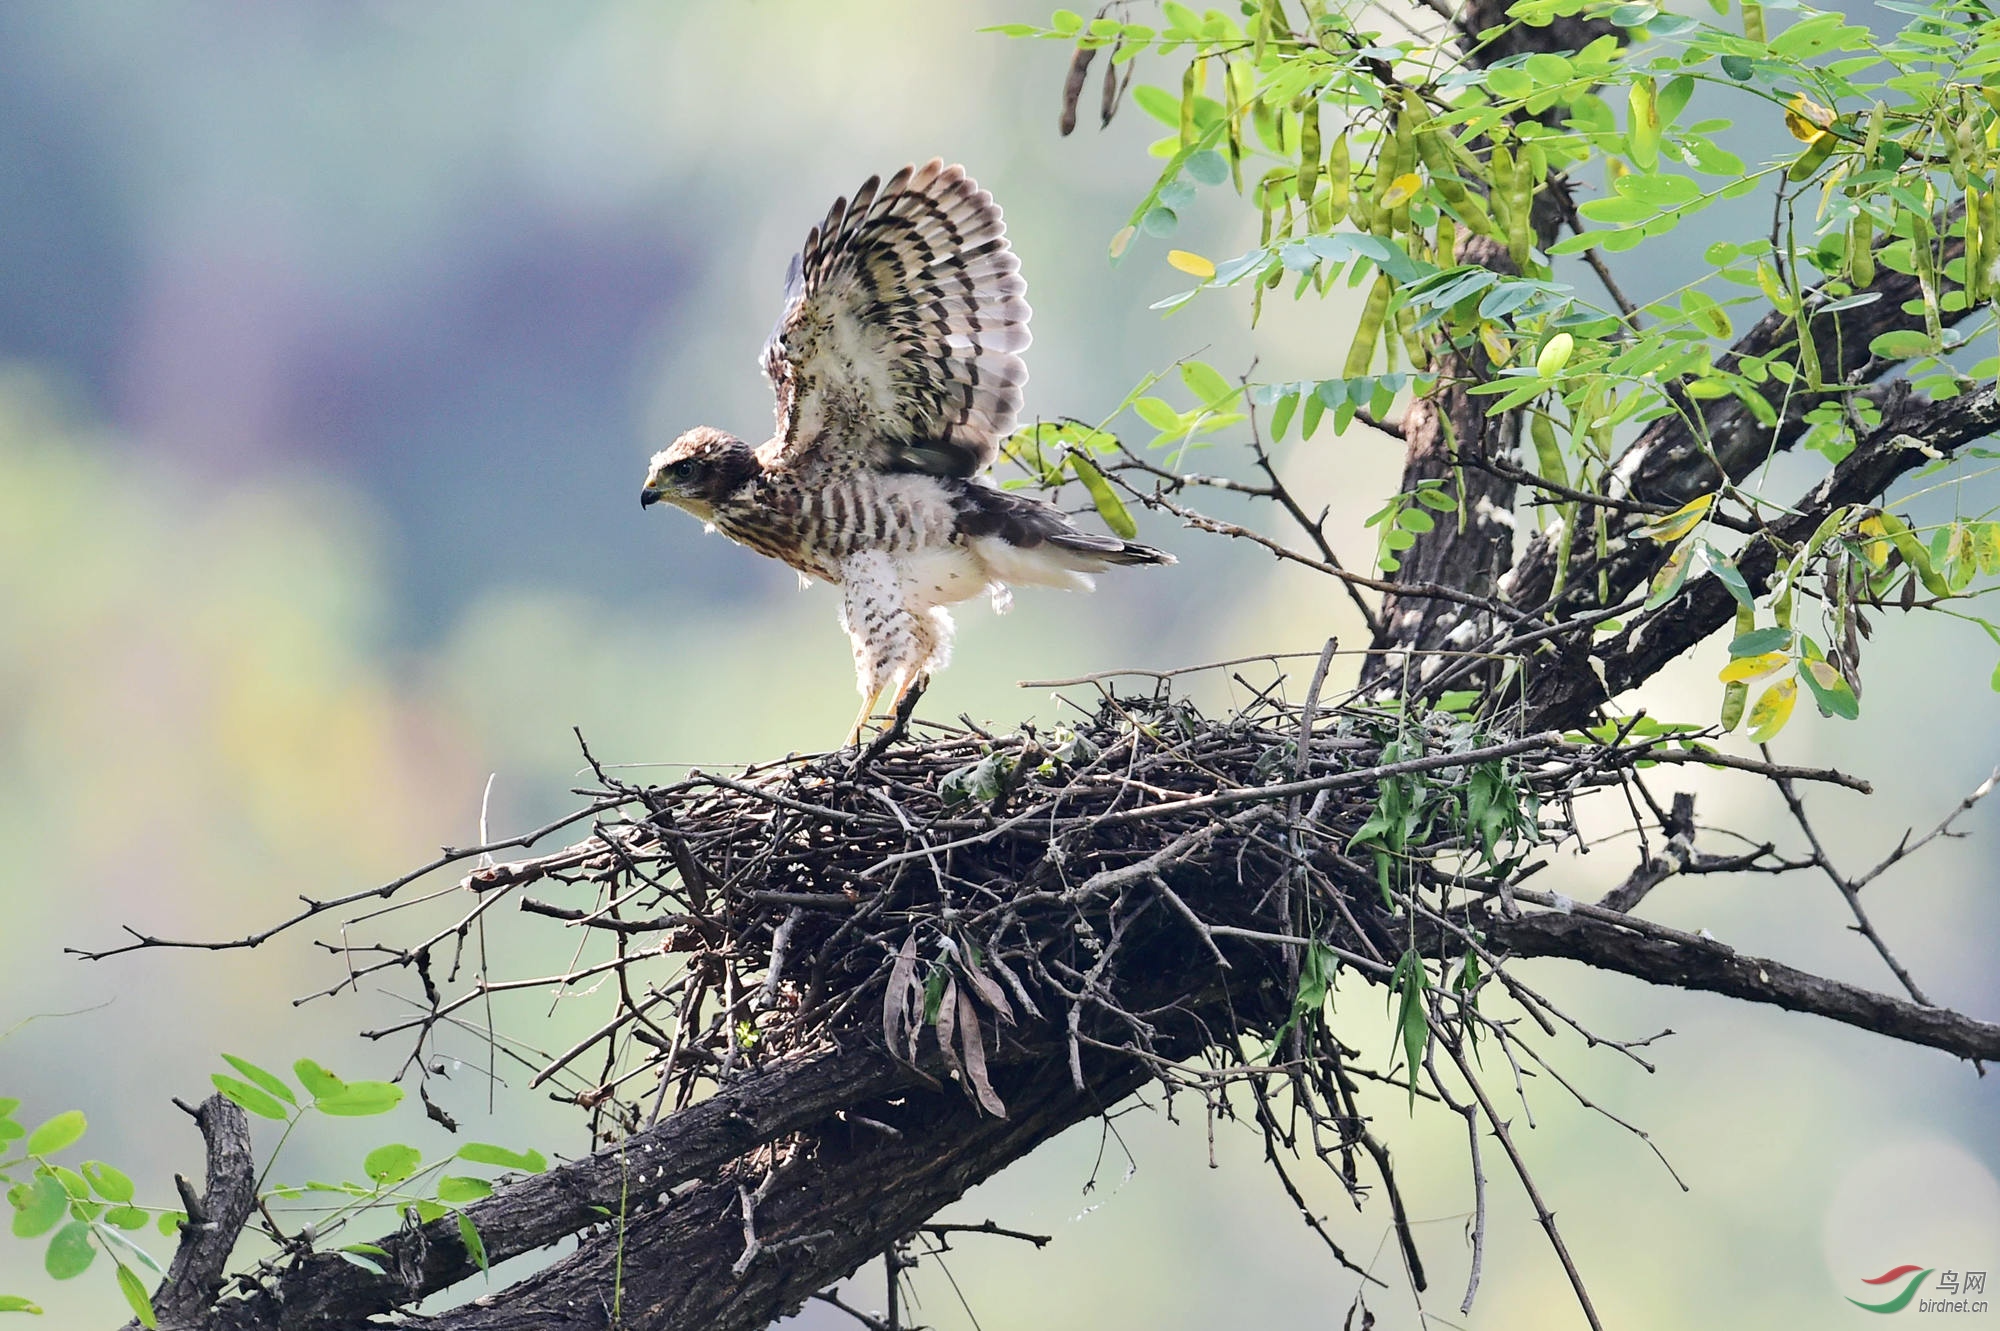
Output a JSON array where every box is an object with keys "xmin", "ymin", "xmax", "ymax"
[
  {"xmin": 23, "ymin": 1113, "xmax": 85, "ymax": 1159},
  {"xmin": 116, "ymin": 1264, "xmax": 157, "ymax": 1329},
  {"xmin": 1067, "ymin": 452, "xmax": 1139, "ymax": 539},
  {"xmin": 456, "ymin": 1143, "xmax": 548, "ymax": 1174},
  {"xmin": 313, "ymin": 1082, "xmax": 403, "ymax": 1119},
  {"xmin": 210, "ymin": 1076, "xmax": 288, "ymax": 1122},
  {"xmin": 9, "ymin": 1174, "xmax": 67, "ymax": 1239},
  {"xmin": 364, "ymin": 1144, "xmax": 422, "ymax": 1188},
  {"xmin": 80, "ymin": 1162, "xmax": 133, "ymax": 1205},
  {"xmin": 43, "ymin": 1220, "xmax": 94, "ymax": 1280},
  {"xmin": 220, "ymin": 1055, "xmax": 297, "ymax": 1108},
  {"xmin": 292, "ymin": 1060, "xmax": 345, "ymax": 1101},
  {"xmin": 456, "ymin": 1213, "xmax": 489, "ymax": 1274}
]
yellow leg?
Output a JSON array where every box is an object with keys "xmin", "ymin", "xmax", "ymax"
[{"xmin": 845, "ymin": 685, "xmax": 884, "ymax": 748}]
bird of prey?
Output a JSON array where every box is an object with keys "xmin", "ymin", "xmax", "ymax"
[{"xmin": 641, "ymin": 160, "xmax": 1173, "ymax": 744}]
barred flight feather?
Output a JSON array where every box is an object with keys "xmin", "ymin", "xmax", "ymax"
[{"xmin": 760, "ymin": 159, "xmax": 1031, "ymax": 479}]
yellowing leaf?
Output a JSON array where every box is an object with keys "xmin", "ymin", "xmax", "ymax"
[
  {"xmin": 1109, "ymin": 225, "xmax": 1136, "ymax": 260},
  {"xmin": 1720, "ymin": 651, "xmax": 1790, "ymax": 683},
  {"xmin": 1973, "ymin": 521, "xmax": 2000, "ymax": 575},
  {"xmin": 1641, "ymin": 492, "xmax": 1714, "ymax": 543},
  {"xmin": 1801, "ymin": 658, "xmax": 1843, "ymax": 690},
  {"xmin": 1857, "ymin": 514, "xmax": 1890, "ymax": 569},
  {"xmin": 1478, "ymin": 324, "xmax": 1513, "ymax": 366},
  {"xmin": 1379, "ymin": 172, "xmax": 1423, "ymax": 208},
  {"xmin": 1166, "ymin": 248, "xmax": 1216, "ymax": 278},
  {"xmin": 1747, "ymin": 675, "xmax": 1798, "ymax": 742},
  {"xmin": 1784, "ymin": 94, "xmax": 1834, "ymax": 142}
]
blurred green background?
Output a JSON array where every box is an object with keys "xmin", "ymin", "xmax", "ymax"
[{"xmin": 3, "ymin": 2, "xmax": 1998, "ymax": 1326}]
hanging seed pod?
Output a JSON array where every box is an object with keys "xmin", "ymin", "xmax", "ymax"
[
  {"xmin": 1487, "ymin": 142, "xmax": 1518, "ymax": 238},
  {"xmin": 1529, "ymin": 411, "xmax": 1567, "ymax": 492},
  {"xmin": 1345, "ymin": 273, "xmax": 1393, "ymax": 378},
  {"xmin": 1862, "ymin": 101, "xmax": 1885, "ymax": 168},
  {"xmin": 1404, "ymin": 92, "xmax": 1496, "ymax": 238},
  {"xmin": 1849, "ymin": 209, "xmax": 1876, "ymax": 287},
  {"xmin": 1327, "ymin": 133, "xmax": 1351, "ymax": 224},
  {"xmin": 1297, "ymin": 100, "xmax": 1322, "ymax": 204},
  {"xmin": 1395, "ymin": 302, "xmax": 1428, "ymax": 370},
  {"xmin": 1796, "ymin": 310, "xmax": 1823, "ymax": 388},
  {"xmin": 1389, "ymin": 111, "xmax": 1417, "ymax": 234},
  {"xmin": 1980, "ymin": 186, "xmax": 1999, "ymax": 295},
  {"xmin": 1742, "ymin": 0, "xmax": 1766, "ymax": 42},
  {"xmin": 1506, "ymin": 146, "xmax": 1535, "ymax": 268},
  {"xmin": 1349, "ymin": 179, "xmax": 1378, "ymax": 234},
  {"xmin": 1311, "ymin": 183, "xmax": 1335, "ymax": 232},
  {"xmin": 1060, "ymin": 45, "xmax": 1095, "ymax": 137},
  {"xmin": 1968, "ymin": 185, "xmax": 1986, "ymax": 304},
  {"xmin": 1434, "ymin": 212, "xmax": 1457, "ymax": 266}
]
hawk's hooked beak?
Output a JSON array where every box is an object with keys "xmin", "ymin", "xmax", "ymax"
[{"xmin": 640, "ymin": 487, "xmax": 662, "ymax": 509}]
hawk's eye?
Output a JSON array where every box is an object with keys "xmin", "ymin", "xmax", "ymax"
[{"xmin": 671, "ymin": 460, "xmax": 697, "ymax": 482}]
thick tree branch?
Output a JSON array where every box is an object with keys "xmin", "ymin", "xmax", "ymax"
[
  {"xmin": 1499, "ymin": 210, "xmax": 1972, "ymax": 628},
  {"xmin": 1488, "ymin": 908, "xmax": 2000, "ymax": 1061},
  {"xmin": 1525, "ymin": 382, "xmax": 2000, "ymax": 728},
  {"xmin": 203, "ymin": 1050, "xmax": 926, "ymax": 1330},
  {"xmin": 140, "ymin": 1096, "xmax": 255, "ymax": 1331},
  {"xmin": 399, "ymin": 1047, "xmax": 1150, "ymax": 1331}
]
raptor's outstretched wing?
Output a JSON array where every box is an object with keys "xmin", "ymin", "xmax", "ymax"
[{"xmin": 759, "ymin": 160, "xmax": 1030, "ymax": 479}]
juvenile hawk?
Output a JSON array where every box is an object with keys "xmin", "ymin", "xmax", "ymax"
[{"xmin": 641, "ymin": 160, "xmax": 1173, "ymax": 743}]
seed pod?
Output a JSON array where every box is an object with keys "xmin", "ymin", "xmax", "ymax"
[
  {"xmin": 1434, "ymin": 212, "xmax": 1457, "ymax": 266},
  {"xmin": 1060, "ymin": 45, "xmax": 1095, "ymax": 137},
  {"xmin": 1742, "ymin": 0, "xmax": 1766, "ymax": 42},
  {"xmin": 1327, "ymin": 134, "xmax": 1351, "ymax": 223},
  {"xmin": 1796, "ymin": 312, "xmax": 1822, "ymax": 388},
  {"xmin": 1487, "ymin": 142, "xmax": 1518, "ymax": 238},
  {"xmin": 1372, "ymin": 116, "xmax": 1405, "ymax": 208},
  {"xmin": 1507, "ymin": 144, "xmax": 1535, "ymax": 267},
  {"xmin": 1411, "ymin": 126, "xmax": 1461, "ymax": 198},
  {"xmin": 1968, "ymin": 185, "xmax": 1986, "ymax": 304},
  {"xmin": 1787, "ymin": 130, "xmax": 1839, "ymax": 182},
  {"xmin": 1862, "ymin": 101, "xmax": 1885, "ymax": 168},
  {"xmin": 1980, "ymin": 186, "xmax": 1999, "ymax": 292},
  {"xmin": 1349, "ymin": 181, "xmax": 1378, "ymax": 235},
  {"xmin": 1530, "ymin": 411, "xmax": 1568, "ymax": 491},
  {"xmin": 1345, "ymin": 273, "xmax": 1393, "ymax": 379},
  {"xmin": 1390, "ymin": 111, "xmax": 1417, "ymax": 234},
  {"xmin": 1396, "ymin": 301, "xmax": 1428, "ymax": 370},
  {"xmin": 1849, "ymin": 209, "xmax": 1876, "ymax": 287},
  {"xmin": 1720, "ymin": 680, "xmax": 1749, "ymax": 732},
  {"xmin": 1298, "ymin": 102, "xmax": 1322, "ymax": 206},
  {"xmin": 1723, "ymin": 604, "xmax": 1756, "ymax": 725}
]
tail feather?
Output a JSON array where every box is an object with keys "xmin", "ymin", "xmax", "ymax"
[
  {"xmin": 1046, "ymin": 528, "xmax": 1175, "ymax": 566},
  {"xmin": 951, "ymin": 480, "xmax": 1175, "ymax": 588}
]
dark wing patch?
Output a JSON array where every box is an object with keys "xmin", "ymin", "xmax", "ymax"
[
  {"xmin": 760, "ymin": 160, "xmax": 1030, "ymax": 479},
  {"xmin": 950, "ymin": 481, "xmax": 1173, "ymax": 566}
]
